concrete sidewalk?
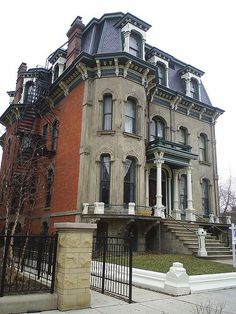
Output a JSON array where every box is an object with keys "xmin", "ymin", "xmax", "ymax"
[{"xmin": 28, "ymin": 286, "xmax": 236, "ymax": 314}]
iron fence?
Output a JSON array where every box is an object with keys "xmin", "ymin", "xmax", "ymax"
[
  {"xmin": 91, "ymin": 236, "xmax": 132, "ymax": 303},
  {"xmin": 0, "ymin": 234, "xmax": 58, "ymax": 297}
]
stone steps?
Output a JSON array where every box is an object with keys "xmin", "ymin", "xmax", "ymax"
[{"xmin": 162, "ymin": 219, "xmax": 232, "ymax": 259}]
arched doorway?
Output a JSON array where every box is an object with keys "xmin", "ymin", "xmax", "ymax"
[
  {"xmin": 97, "ymin": 221, "xmax": 108, "ymax": 237},
  {"xmin": 145, "ymin": 226, "xmax": 158, "ymax": 251}
]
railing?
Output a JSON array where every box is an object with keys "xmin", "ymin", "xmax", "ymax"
[
  {"xmin": 0, "ymin": 234, "xmax": 58, "ymax": 297},
  {"xmin": 147, "ymin": 137, "xmax": 192, "ymax": 152},
  {"xmin": 194, "ymin": 212, "xmax": 230, "ymax": 245},
  {"xmin": 82, "ymin": 203, "xmax": 153, "ymax": 216},
  {"xmin": 91, "ymin": 236, "xmax": 132, "ymax": 303}
]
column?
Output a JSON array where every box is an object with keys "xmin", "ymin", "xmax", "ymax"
[
  {"xmin": 172, "ymin": 170, "xmax": 181, "ymax": 220},
  {"xmin": 165, "ymin": 66, "xmax": 169, "ymax": 88},
  {"xmin": 185, "ymin": 164, "xmax": 196, "ymax": 222},
  {"xmin": 145, "ymin": 168, "xmax": 150, "ymax": 207},
  {"xmin": 142, "ymin": 37, "xmax": 146, "ymax": 60},
  {"xmin": 198, "ymin": 81, "xmax": 201, "ymax": 101},
  {"xmin": 154, "ymin": 152, "xmax": 165, "ymax": 217},
  {"xmin": 55, "ymin": 222, "xmax": 97, "ymax": 311}
]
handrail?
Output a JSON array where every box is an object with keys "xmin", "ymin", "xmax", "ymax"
[
  {"xmin": 148, "ymin": 137, "xmax": 192, "ymax": 152},
  {"xmin": 194, "ymin": 212, "xmax": 228, "ymax": 235},
  {"xmin": 166, "ymin": 214, "xmax": 196, "ymax": 234}
]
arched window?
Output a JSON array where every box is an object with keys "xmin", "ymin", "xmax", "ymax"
[
  {"xmin": 129, "ymin": 32, "xmax": 142, "ymax": 58},
  {"xmin": 150, "ymin": 117, "xmax": 165, "ymax": 141},
  {"xmin": 51, "ymin": 120, "xmax": 59, "ymax": 151},
  {"xmin": 24, "ymin": 81, "xmax": 37, "ymax": 103},
  {"xmin": 124, "ymin": 157, "xmax": 136, "ymax": 205},
  {"xmin": 45, "ymin": 168, "xmax": 54, "ymax": 208},
  {"xmin": 157, "ymin": 62, "xmax": 166, "ymax": 86},
  {"xmin": 190, "ymin": 79, "xmax": 199, "ymax": 99},
  {"xmin": 199, "ymin": 133, "xmax": 207, "ymax": 161},
  {"xmin": 125, "ymin": 98, "xmax": 136, "ymax": 134},
  {"xmin": 179, "ymin": 127, "xmax": 188, "ymax": 145},
  {"xmin": 100, "ymin": 154, "xmax": 111, "ymax": 205},
  {"xmin": 180, "ymin": 175, "xmax": 187, "ymax": 212},
  {"xmin": 103, "ymin": 94, "xmax": 113, "ymax": 130},
  {"xmin": 53, "ymin": 64, "xmax": 59, "ymax": 81},
  {"xmin": 202, "ymin": 179, "xmax": 210, "ymax": 216}
]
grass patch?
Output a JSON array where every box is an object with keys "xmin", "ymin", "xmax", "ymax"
[{"xmin": 132, "ymin": 253, "xmax": 236, "ymax": 275}]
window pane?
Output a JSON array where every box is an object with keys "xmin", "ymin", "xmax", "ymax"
[
  {"xmin": 125, "ymin": 100, "xmax": 136, "ymax": 133},
  {"xmin": 124, "ymin": 158, "xmax": 136, "ymax": 204},
  {"xmin": 157, "ymin": 120, "xmax": 164, "ymax": 138},
  {"xmin": 150, "ymin": 120, "xmax": 156, "ymax": 141},
  {"xmin": 180, "ymin": 175, "xmax": 187, "ymax": 212},
  {"xmin": 100, "ymin": 155, "xmax": 110, "ymax": 204},
  {"xmin": 103, "ymin": 95, "xmax": 112, "ymax": 130}
]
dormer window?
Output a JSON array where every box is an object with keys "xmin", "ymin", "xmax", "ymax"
[
  {"xmin": 23, "ymin": 81, "xmax": 37, "ymax": 103},
  {"xmin": 157, "ymin": 62, "xmax": 166, "ymax": 86},
  {"xmin": 129, "ymin": 32, "xmax": 142, "ymax": 58},
  {"xmin": 190, "ymin": 79, "xmax": 199, "ymax": 100}
]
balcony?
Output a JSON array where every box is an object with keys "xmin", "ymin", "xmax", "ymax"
[
  {"xmin": 81, "ymin": 202, "xmax": 160, "ymax": 220},
  {"xmin": 147, "ymin": 137, "xmax": 198, "ymax": 167}
]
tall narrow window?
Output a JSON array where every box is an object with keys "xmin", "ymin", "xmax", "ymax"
[
  {"xmin": 190, "ymin": 79, "xmax": 199, "ymax": 99},
  {"xmin": 179, "ymin": 127, "xmax": 187, "ymax": 145},
  {"xmin": 51, "ymin": 120, "xmax": 58, "ymax": 151},
  {"xmin": 7, "ymin": 138, "xmax": 11, "ymax": 157},
  {"xmin": 24, "ymin": 81, "xmax": 37, "ymax": 103},
  {"xmin": 129, "ymin": 32, "xmax": 142, "ymax": 58},
  {"xmin": 180, "ymin": 175, "xmax": 187, "ymax": 213},
  {"xmin": 125, "ymin": 98, "xmax": 136, "ymax": 134},
  {"xmin": 199, "ymin": 134, "xmax": 207, "ymax": 161},
  {"xmin": 150, "ymin": 117, "xmax": 165, "ymax": 141},
  {"xmin": 157, "ymin": 62, "xmax": 166, "ymax": 86},
  {"xmin": 103, "ymin": 94, "xmax": 112, "ymax": 130},
  {"xmin": 43, "ymin": 124, "xmax": 48, "ymax": 142},
  {"xmin": 100, "ymin": 154, "xmax": 111, "ymax": 205},
  {"xmin": 124, "ymin": 157, "xmax": 136, "ymax": 205},
  {"xmin": 45, "ymin": 169, "xmax": 54, "ymax": 208},
  {"xmin": 202, "ymin": 179, "xmax": 210, "ymax": 216}
]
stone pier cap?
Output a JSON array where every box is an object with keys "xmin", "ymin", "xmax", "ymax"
[{"xmin": 54, "ymin": 222, "xmax": 97, "ymax": 230}]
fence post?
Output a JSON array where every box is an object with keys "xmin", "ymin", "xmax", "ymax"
[
  {"xmin": 54, "ymin": 222, "xmax": 97, "ymax": 311},
  {"xmin": 196, "ymin": 228, "xmax": 207, "ymax": 257},
  {"xmin": 0, "ymin": 234, "xmax": 11, "ymax": 297}
]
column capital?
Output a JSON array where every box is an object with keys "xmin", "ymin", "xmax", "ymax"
[
  {"xmin": 173, "ymin": 169, "xmax": 180, "ymax": 176},
  {"xmin": 154, "ymin": 151, "xmax": 164, "ymax": 165}
]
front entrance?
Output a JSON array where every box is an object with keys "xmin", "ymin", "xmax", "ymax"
[{"xmin": 149, "ymin": 168, "xmax": 168, "ymax": 213}]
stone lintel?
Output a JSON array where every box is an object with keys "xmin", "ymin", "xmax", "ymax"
[{"xmin": 54, "ymin": 222, "xmax": 97, "ymax": 230}]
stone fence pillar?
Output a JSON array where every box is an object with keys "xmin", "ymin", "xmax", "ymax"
[
  {"xmin": 196, "ymin": 228, "xmax": 207, "ymax": 257},
  {"xmin": 54, "ymin": 222, "xmax": 97, "ymax": 311}
]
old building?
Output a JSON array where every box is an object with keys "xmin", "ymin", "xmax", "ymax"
[{"xmin": 0, "ymin": 12, "xmax": 224, "ymax": 251}]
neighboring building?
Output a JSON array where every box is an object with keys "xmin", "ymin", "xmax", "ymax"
[{"xmin": 0, "ymin": 13, "xmax": 224, "ymax": 250}]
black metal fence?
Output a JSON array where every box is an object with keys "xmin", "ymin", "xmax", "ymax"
[
  {"xmin": 0, "ymin": 234, "xmax": 58, "ymax": 297},
  {"xmin": 91, "ymin": 236, "xmax": 132, "ymax": 303}
]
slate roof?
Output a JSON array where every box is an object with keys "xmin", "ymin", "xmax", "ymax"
[{"xmin": 80, "ymin": 12, "xmax": 213, "ymax": 106}]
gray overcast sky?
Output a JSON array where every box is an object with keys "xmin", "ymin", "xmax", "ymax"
[{"xmin": 0, "ymin": 0, "xmax": 235, "ymax": 180}]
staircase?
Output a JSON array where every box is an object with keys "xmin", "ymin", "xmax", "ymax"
[{"xmin": 162, "ymin": 219, "xmax": 232, "ymax": 259}]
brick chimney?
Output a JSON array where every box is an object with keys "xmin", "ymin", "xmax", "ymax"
[
  {"xmin": 66, "ymin": 16, "xmax": 84, "ymax": 68},
  {"xmin": 13, "ymin": 62, "xmax": 27, "ymax": 104}
]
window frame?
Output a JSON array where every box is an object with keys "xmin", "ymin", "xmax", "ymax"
[
  {"xmin": 199, "ymin": 133, "xmax": 207, "ymax": 162},
  {"xmin": 125, "ymin": 98, "xmax": 136, "ymax": 134},
  {"xmin": 190, "ymin": 78, "xmax": 199, "ymax": 99},
  {"xmin": 180, "ymin": 174, "xmax": 187, "ymax": 212},
  {"xmin": 102, "ymin": 94, "xmax": 113, "ymax": 131},
  {"xmin": 51, "ymin": 120, "xmax": 59, "ymax": 152},
  {"xmin": 129, "ymin": 31, "xmax": 142, "ymax": 58},
  {"xmin": 150, "ymin": 117, "xmax": 165, "ymax": 141},
  {"xmin": 45, "ymin": 168, "xmax": 54, "ymax": 208},
  {"xmin": 157, "ymin": 62, "xmax": 166, "ymax": 86},
  {"xmin": 99, "ymin": 154, "xmax": 111, "ymax": 205},
  {"xmin": 124, "ymin": 157, "xmax": 136, "ymax": 205},
  {"xmin": 202, "ymin": 179, "xmax": 210, "ymax": 216}
]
